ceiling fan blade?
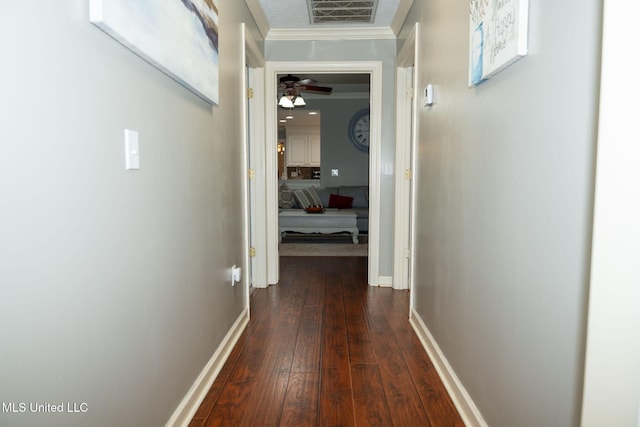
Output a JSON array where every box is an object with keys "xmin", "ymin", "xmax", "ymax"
[
  {"xmin": 279, "ymin": 74, "xmax": 299, "ymax": 83},
  {"xmin": 298, "ymin": 78, "xmax": 318, "ymax": 85},
  {"xmin": 298, "ymin": 85, "xmax": 333, "ymax": 94}
]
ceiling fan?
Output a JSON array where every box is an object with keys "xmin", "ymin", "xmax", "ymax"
[
  {"xmin": 279, "ymin": 74, "xmax": 333, "ymax": 94},
  {"xmin": 277, "ymin": 74, "xmax": 332, "ymax": 108}
]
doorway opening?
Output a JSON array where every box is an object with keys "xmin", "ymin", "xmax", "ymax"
[
  {"xmin": 394, "ymin": 23, "xmax": 419, "ymax": 300},
  {"xmin": 242, "ymin": 24, "xmax": 266, "ymax": 298},
  {"xmin": 265, "ymin": 61, "xmax": 383, "ymax": 286},
  {"xmin": 276, "ymin": 73, "xmax": 370, "ymax": 257}
]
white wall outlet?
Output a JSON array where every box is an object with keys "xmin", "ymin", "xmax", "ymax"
[
  {"xmin": 331, "ymin": 169, "xmax": 339, "ymax": 177},
  {"xmin": 230, "ymin": 265, "xmax": 242, "ymax": 286}
]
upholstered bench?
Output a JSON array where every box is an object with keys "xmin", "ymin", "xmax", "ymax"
[{"xmin": 278, "ymin": 209, "xmax": 359, "ymax": 244}]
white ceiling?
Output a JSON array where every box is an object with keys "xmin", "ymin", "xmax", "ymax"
[
  {"xmin": 278, "ymin": 108, "xmax": 321, "ymax": 128},
  {"xmin": 258, "ymin": 0, "xmax": 400, "ymax": 29},
  {"xmin": 250, "ymin": 1, "xmax": 408, "ymax": 128},
  {"xmin": 245, "ymin": 0, "xmax": 414, "ymax": 39}
]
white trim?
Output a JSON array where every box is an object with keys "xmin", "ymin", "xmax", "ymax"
[
  {"xmin": 581, "ymin": 1, "xmax": 640, "ymax": 424},
  {"xmin": 266, "ymin": 27, "xmax": 396, "ymax": 41},
  {"xmin": 248, "ymin": 66, "xmax": 268, "ymax": 290},
  {"xmin": 407, "ymin": 25, "xmax": 420, "ymax": 316},
  {"xmin": 251, "ymin": 99, "xmax": 269, "ymax": 286},
  {"xmin": 409, "ymin": 309, "xmax": 488, "ymax": 427},
  {"xmin": 265, "ymin": 61, "xmax": 383, "ymax": 286},
  {"xmin": 242, "ymin": 24, "xmax": 268, "ymax": 294},
  {"xmin": 165, "ymin": 309, "xmax": 250, "ymax": 427},
  {"xmin": 396, "ymin": 22, "xmax": 418, "ymax": 67},
  {"xmin": 244, "ymin": 24, "xmax": 265, "ymax": 68},
  {"xmin": 377, "ymin": 276, "xmax": 393, "ymax": 287},
  {"xmin": 241, "ymin": 25, "xmax": 251, "ymax": 307},
  {"xmin": 390, "ymin": 0, "xmax": 416, "ymax": 36},
  {"xmin": 393, "ymin": 23, "xmax": 419, "ymax": 292},
  {"xmin": 392, "ymin": 68, "xmax": 412, "ymax": 291},
  {"xmin": 244, "ymin": 0, "xmax": 271, "ymax": 39},
  {"xmin": 367, "ymin": 62, "xmax": 383, "ymax": 287}
]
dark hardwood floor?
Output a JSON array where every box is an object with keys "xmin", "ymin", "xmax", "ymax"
[{"xmin": 190, "ymin": 256, "xmax": 464, "ymax": 426}]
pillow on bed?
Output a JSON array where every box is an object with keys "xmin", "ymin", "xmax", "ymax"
[
  {"xmin": 328, "ymin": 193, "xmax": 354, "ymax": 209},
  {"xmin": 293, "ymin": 187, "xmax": 323, "ymax": 208}
]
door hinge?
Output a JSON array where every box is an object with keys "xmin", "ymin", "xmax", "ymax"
[
  {"xmin": 247, "ymin": 88, "xmax": 254, "ymax": 99},
  {"xmin": 249, "ymin": 247, "xmax": 256, "ymax": 258},
  {"xmin": 407, "ymin": 88, "xmax": 414, "ymax": 98},
  {"xmin": 404, "ymin": 169, "xmax": 412, "ymax": 180},
  {"xmin": 248, "ymin": 168, "xmax": 255, "ymax": 180},
  {"xmin": 404, "ymin": 248, "xmax": 411, "ymax": 259}
]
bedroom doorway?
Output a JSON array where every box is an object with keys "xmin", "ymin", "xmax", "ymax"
[
  {"xmin": 241, "ymin": 24, "xmax": 266, "ymax": 294},
  {"xmin": 394, "ymin": 24, "xmax": 419, "ymax": 293}
]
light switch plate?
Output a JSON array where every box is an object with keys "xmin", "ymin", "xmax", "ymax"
[
  {"xmin": 124, "ymin": 129, "xmax": 140, "ymax": 170},
  {"xmin": 384, "ymin": 162, "xmax": 394, "ymax": 175},
  {"xmin": 331, "ymin": 169, "xmax": 339, "ymax": 177}
]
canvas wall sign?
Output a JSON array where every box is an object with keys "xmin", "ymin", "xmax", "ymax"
[
  {"xmin": 91, "ymin": 0, "xmax": 219, "ymax": 105},
  {"xmin": 469, "ymin": 0, "xmax": 529, "ymax": 86}
]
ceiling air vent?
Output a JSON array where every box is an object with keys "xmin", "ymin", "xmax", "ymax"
[{"xmin": 307, "ymin": 0, "xmax": 378, "ymax": 24}]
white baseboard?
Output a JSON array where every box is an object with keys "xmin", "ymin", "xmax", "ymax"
[
  {"xmin": 165, "ymin": 308, "xmax": 250, "ymax": 427},
  {"xmin": 409, "ymin": 309, "xmax": 487, "ymax": 427},
  {"xmin": 378, "ymin": 276, "xmax": 393, "ymax": 287}
]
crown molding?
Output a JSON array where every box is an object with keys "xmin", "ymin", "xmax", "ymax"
[
  {"xmin": 391, "ymin": 0, "xmax": 415, "ymax": 36},
  {"xmin": 266, "ymin": 26, "xmax": 396, "ymax": 41},
  {"xmin": 244, "ymin": 0, "xmax": 271, "ymax": 39},
  {"xmin": 246, "ymin": 0, "xmax": 414, "ymax": 40}
]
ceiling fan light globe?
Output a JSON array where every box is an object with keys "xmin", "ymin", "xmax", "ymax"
[
  {"xmin": 293, "ymin": 96, "xmax": 306, "ymax": 106},
  {"xmin": 279, "ymin": 96, "xmax": 294, "ymax": 109}
]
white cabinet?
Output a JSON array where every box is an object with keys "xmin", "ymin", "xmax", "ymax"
[
  {"xmin": 286, "ymin": 129, "xmax": 320, "ymax": 166},
  {"xmin": 287, "ymin": 135, "xmax": 309, "ymax": 165},
  {"xmin": 309, "ymin": 134, "xmax": 321, "ymax": 165}
]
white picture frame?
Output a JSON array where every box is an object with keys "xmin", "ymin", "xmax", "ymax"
[
  {"xmin": 90, "ymin": 0, "xmax": 219, "ymax": 105},
  {"xmin": 469, "ymin": 0, "xmax": 529, "ymax": 86}
]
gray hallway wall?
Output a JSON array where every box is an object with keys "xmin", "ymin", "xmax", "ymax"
[
  {"xmin": 0, "ymin": 2, "xmax": 261, "ymax": 426},
  {"xmin": 399, "ymin": 0, "xmax": 602, "ymax": 425}
]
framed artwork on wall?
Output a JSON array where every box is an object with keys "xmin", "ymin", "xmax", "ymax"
[
  {"xmin": 90, "ymin": 0, "xmax": 219, "ymax": 105},
  {"xmin": 469, "ymin": 0, "xmax": 529, "ymax": 86}
]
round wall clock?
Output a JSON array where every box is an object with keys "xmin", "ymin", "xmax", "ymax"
[{"xmin": 348, "ymin": 108, "xmax": 370, "ymax": 153}]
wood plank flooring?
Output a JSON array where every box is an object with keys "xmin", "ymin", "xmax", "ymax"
[{"xmin": 190, "ymin": 256, "xmax": 464, "ymax": 427}]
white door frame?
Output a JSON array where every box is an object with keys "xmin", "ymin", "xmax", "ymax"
[
  {"xmin": 265, "ymin": 61, "xmax": 383, "ymax": 285},
  {"xmin": 580, "ymin": 1, "xmax": 640, "ymax": 424},
  {"xmin": 394, "ymin": 24, "xmax": 419, "ymax": 296},
  {"xmin": 241, "ymin": 24, "xmax": 266, "ymax": 300}
]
